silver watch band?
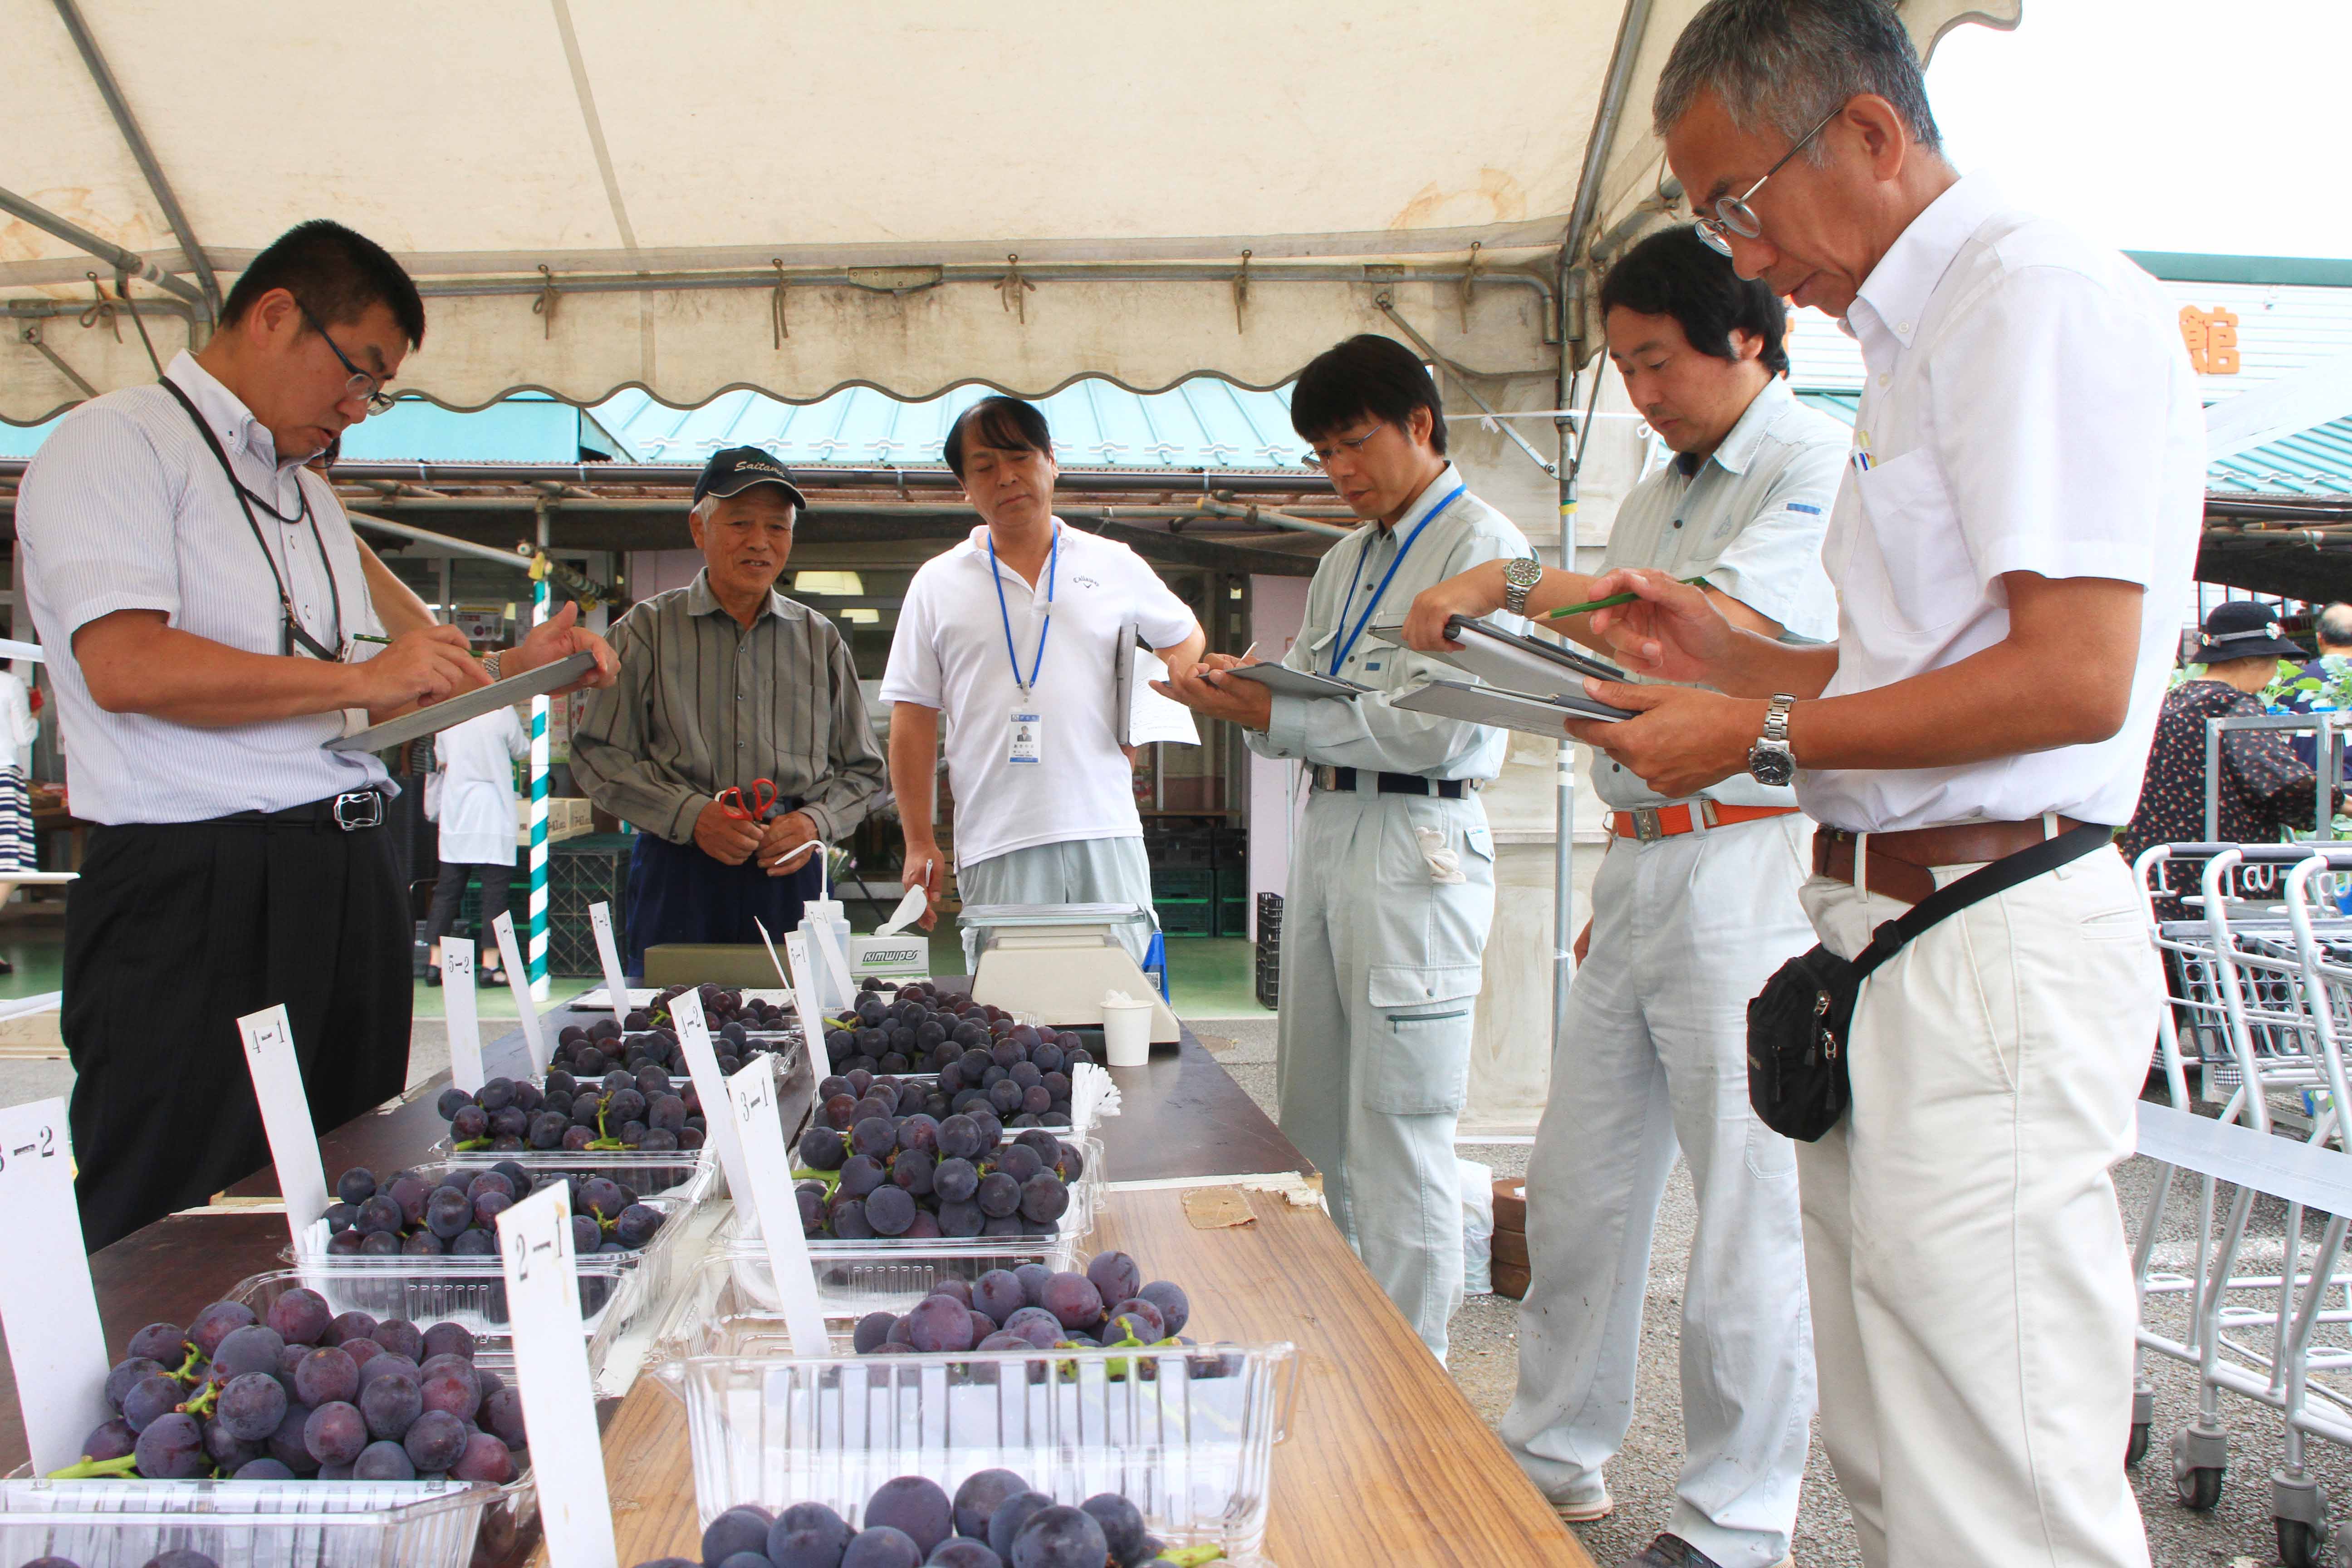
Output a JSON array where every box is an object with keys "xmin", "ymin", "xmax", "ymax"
[
  {"xmin": 1502, "ymin": 558, "xmax": 1542, "ymax": 617},
  {"xmin": 1762, "ymin": 693, "xmax": 1795, "ymax": 748}
]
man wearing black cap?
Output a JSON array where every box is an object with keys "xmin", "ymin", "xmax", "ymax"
[
  {"xmin": 2122, "ymin": 601, "xmax": 2337, "ymax": 906},
  {"xmin": 572, "ymin": 447, "xmax": 887, "ymax": 967}
]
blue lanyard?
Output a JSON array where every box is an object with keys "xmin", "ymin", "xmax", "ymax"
[
  {"xmin": 989, "ymin": 523, "xmax": 1059, "ymax": 694},
  {"xmin": 1328, "ymin": 483, "xmax": 1466, "ymax": 676}
]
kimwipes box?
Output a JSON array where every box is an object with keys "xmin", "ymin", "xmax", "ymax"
[{"xmin": 847, "ymin": 932, "xmax": 929, "ymax": 985}]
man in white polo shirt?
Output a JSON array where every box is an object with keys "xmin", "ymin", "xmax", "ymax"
[
  {"xmin": 1559, "ymin": 4, "xmax": 2203, "ymax": 1565},
  {"xmin": 882, "ymin": 397, "xmax": 1205, "ymax": 959}
]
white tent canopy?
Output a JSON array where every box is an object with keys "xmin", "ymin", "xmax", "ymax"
[{"xmin": 2, "ymin": 0, "xmax": 2014, "ymax": 425}]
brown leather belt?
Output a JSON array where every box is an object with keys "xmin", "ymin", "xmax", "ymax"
[{"xmin": 1813, "ymin": 817, "xmax": 2101, "ymax": 906}]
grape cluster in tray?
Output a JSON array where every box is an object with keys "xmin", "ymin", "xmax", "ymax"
[
  {"xmin": 436, "ymin": 1065, "xmax": 708, "ymax": 1155},
  {"xmin": 823, "ymin": 983, "xmax": 1093, "ymax": 1129},
  {"xmin": 850, "ymin": 1251, "xmax": 1196, "ymax": 1362},
  {"xmin": 795, "ymin": 1073, "xmax": 1081, "ymax": 1240},
  {"xmin": 325, "ymin": 1162, "xmax": 666, "ymax": 1258},
  {"xmin": 631, "ymin": 1469, "xmax": 1227, "ymax": 1568},
  {"xmin": 54, "ymin": 1289, "xmax": 525, "ymax": 1488}
]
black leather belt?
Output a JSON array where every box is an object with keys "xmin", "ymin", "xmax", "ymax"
[
  {"xmin": 1312, "ymin": 765, "xmax": 1467, "ymax": 800},
  {"xmin": 204, "ymin": 791, "xmax": 388, "ymax": 832}
]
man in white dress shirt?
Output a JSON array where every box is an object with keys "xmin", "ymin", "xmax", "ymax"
[
  {"xmin": 1555, "ymin": 5, "xmax": 2202, "ymax": 1565},
  {"xmin": 16, "ymin": 220, "xmax": 612, "ymax": 1249},
  {"xmin": 1408, "ymin": 225, "xmax": 1842, "ymax": 1568}
]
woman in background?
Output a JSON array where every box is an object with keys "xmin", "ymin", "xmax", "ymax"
[{"xmin": 423, "ymin": 695, "xmax": 528, "ymax": 985}]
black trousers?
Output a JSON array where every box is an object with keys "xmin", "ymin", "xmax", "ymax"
[
  {"xmin": 64, "ymin": 813, "xmax": 412, "ymax": 1251},
  {"xmin": 422, "ymin": 856, "xmax": 518, "ymax": 950}
]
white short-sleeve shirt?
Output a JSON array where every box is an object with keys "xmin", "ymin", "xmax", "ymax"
[
  {"xmin": 15, "ymin": 352, "xmax": 388, "ymax": 824},
  {"xmin": 879, "ymin": 520, "xmax": 1196, "ymax": 869},
  {"xmin": 1799, "ymin": 175, "xmax": 2205, "ymax": 833}
]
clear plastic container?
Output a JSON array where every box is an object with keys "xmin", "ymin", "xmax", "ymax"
[
  {"xmin": 713, "ymin": 1134, "xmax": 1105, "ymax": 1311},
  {"xmin": 655, "ymin": 1245, "xmax": 1098, "ymax": 1358},
  {"xmin": 649, "ymin": 1336, "xmax": 1297, "ymax": 1563},
  {"xmin": 806, "ymin": 1059, "xmax": 1118, "ymax": 1142},
  {"xmin": 0, "ymin": 1270, "xmax": 552, "ymax": 1568},
  {"xmin": 293, "ymin": 1158, "xmax": 715, "ymax": 1335}
]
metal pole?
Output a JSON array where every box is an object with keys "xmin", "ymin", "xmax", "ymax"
[
  {"xmin": 1553, "ymin": 270, "xmax": 1581, "ymax": 1054},
  {"xmin": 48, "ymin": 0, "xmax": 221, "ymax": 319},
  {"xmin": 527, "ymin": 504, "xmax": 552, "ymax": 1000},
  {"xmin": 1374, "ymin": 296, "xmax": 1559, "ymax": 480},
  {"xmin": 0, "ymin": 186, "xmax": 207, "ymax": 309}
]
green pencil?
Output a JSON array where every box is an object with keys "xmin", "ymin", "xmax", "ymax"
[{"xmin": 1545, "ymin": 575, "xmax": 1712, "ymax": 620}]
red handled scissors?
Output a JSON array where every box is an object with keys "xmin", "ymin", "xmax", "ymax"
[{"xmin": 715, "ymin": 778, "xmax": 779, "ymax": 822}]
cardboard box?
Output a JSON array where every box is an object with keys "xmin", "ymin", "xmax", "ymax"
[{"xmin": 847, "ymin": 932, "xmax": 929, "ymax": 986}]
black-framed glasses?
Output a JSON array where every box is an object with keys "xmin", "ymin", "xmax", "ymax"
[
  {"xmin": 294, "ymin": 297, "xmax": 396, "ymax": 415},
  {"xmin": 1692, "ymin": 104, "xmax": 1842, "ymax": 257},
  {"xmin": 1303, "ymin": 423, "xmax": 1391, "ymax": 472}
]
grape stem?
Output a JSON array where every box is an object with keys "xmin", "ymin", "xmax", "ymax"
[
  {"xmin": 1161, "ymin": 1548, "xmax": 1226, "ymax": 1567},
  {"xmin": 48, "ymin": 1454, "xmax": 138, "ymax": 1480},
  {"xmin": 170, "ymin": 1346, "xmax": 204, "ymax": 1384}
]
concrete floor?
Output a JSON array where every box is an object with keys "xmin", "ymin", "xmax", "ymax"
[{"xmin": 1193, "ymin": 1014, "xmax": 2352, "ymax": 1568}]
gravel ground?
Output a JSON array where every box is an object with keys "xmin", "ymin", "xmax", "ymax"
[{"xmin": 1196, "ymin": 1016, "xmax": 2347, "ymax": 1568}]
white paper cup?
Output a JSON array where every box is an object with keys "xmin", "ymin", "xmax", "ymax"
[{"xmin": 1100, "ymin": 995, "xmax": 1154, "ymax": 1067}]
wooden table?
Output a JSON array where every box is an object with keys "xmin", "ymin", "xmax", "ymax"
[
  {"xmin": 1, "ymin": 988, "xmax": 1589, "ymax": 1568},
  {"xmin": 595, "ymin": 1186, "xmax": 1588, "ymax": 1568}
]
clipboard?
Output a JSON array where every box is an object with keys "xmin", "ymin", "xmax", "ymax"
[
  {"xmin": 325, "ymin": 650, "xmax": 596, "ymax": 752},
  {"xmin": 1223, "ymin": 662, "xmax": 1367, "ymax": 701},
  {"xmin": 1392, "ymin": 676, "xmax": 1634, "ymax": 736},
  {"xmin": 1366, "ymin": 616, "xmax": 1626, "ymax": 696}
]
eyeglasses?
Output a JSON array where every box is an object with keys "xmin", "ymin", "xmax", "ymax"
[
  {"xmin": 294, "ymin": 297, "xmax": 396, "ymax": 415},
  {"xmin": 1303, "ymin": 423, "xmax": 1390, "ymax": 472},
  {"xmin": 1691, "ymin": 104, "xmax": 1842, "ymax": 257}
]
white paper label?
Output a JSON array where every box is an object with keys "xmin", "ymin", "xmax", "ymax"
[
  {"xmin": 726, "ymin": 1058, "xmax": 830, "ymax": 1355},
  {"xmin": 235, "ymin": 1005, "xmax": 330, "ymax": 1249},
  {"xmin": 0, "ymin": 1099, "xmax": 109, "ymax": 1473},
  {"xmin": 496, "ymin": 1182, "xmax": 617, "ymax": 1568},
  {"xmin": 441, "ymin": 938, "xmax": 485, "ymax": 1093},
  {"xmin": 490, "ymin": 910, "xmax": 549, "ymax": 1073},
  {"xmin": 782, "ymin": 931, "xmax": 826, "ymax": 1037},
  {"xmin": 588, "ymin": 902, "xmax": 631, "ymax": 1014},
  {"xmin": 762, "ymin": 925, "xmax": 830, "ymax": 1141},
  {"xmin": 670, "ymin": 990, "xmax": 757, "ymax": 1239}
]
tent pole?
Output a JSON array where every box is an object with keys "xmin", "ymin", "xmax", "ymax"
[
  {"xmin": 0, "ymin": 187, "xmax": 208, "ymax": 311},
  {"xmin": 47, "ymin": 0, "xmax": 221, "ymax": 321},
  {"xmin": 1374, "ymin": 297, "xmax": 1558, "ymax": 480},
  {"xmin": 527, "ymin": 503, "xmax": 552, "ymax": 1001}
]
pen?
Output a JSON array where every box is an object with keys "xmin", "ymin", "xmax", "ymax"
[
  {"xmin": 351, "ymin": 633, "xmax": 392, "ymax": 646},
  {"xmin": 1545, "ymin": 575, "xmax": 1713, "ymax": 621}
]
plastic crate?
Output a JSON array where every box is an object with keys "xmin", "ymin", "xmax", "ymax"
[
  {"xmin": 1154, "ymin": 901, "xmax": 1214, "ymax": 936},
  {"xmin": 648, "ymin": 1338, "xmax": 1297, "ymax": 1563},
  {"xmin": 0, "ymin": 1268, "xmax": 557, "ymax": 1568},
  {"xmin": 1151, "ymin": 867, "xmax": 1216, "ymax": 903},
  {"xmin": 548, "ymin": 834, "xmax": 634, "ymax": 977}
]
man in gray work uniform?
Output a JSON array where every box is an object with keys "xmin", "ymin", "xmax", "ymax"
[
  {"xmin": 1159, "ymin": 334, "xmax": 1529, "ymax": 1361},
  {"xmin": 1408, "ymin": 226, "xmax": 1843, "ymax": 1568}
]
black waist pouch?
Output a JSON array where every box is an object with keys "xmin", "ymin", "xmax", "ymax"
[{"xmin": 1747, "ymin": 823, "xmax": 2115, "ymax": 1141}]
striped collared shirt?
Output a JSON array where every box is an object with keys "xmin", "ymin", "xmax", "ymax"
[
  {"xmin": 570, "ymin": 568, "xmax": 887, "ymax": 845},
  {"xmin": 15, "ymin": 351, "xmax": 387, "ymax": 823}
]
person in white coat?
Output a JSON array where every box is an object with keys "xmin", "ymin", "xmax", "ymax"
[{"xmin": 423, "ymin": 700, "xmax": 528, "ymax": 985}]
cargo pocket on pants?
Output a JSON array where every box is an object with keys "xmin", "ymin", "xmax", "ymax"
[{"xmin": 1363, "ymin": 963, "xmax": 1480, "ymax": 1115}]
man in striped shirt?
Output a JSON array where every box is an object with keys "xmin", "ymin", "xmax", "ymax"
[{"xmin": 572, "ymin": 448, "xmax": 888, "ymax": 970}]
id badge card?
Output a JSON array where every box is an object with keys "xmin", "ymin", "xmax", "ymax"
[{"xmin": 1008, "ymin": 707, "xmax": 1044, "ymax": 764}]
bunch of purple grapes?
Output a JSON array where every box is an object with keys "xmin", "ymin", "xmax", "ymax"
[
  {"xmin": 823, "ymin": 985, "xmax": 1093, "ymax": 1130},
  {"xmin": 794, "ymin": 1081, "xmax": 1081, "ymax": 1241},
  {"xmin": 325, "ymin": 1164, "xmax": 666, "ymax": 1257},
  {"xmin": 848, "ymin": 1252, "xmax": 1205, "ymax": 1366},
  {"xmin": 437, "ymin": 1064, "xmax": 707, "ymax": 1155},
  {"xmin": 53, "ymin": 1289, "xmax": 525, "ymax": 1487},
  {"xmin": 627, "ymin": 1469, "xmax": 1223, "ymax": 1568},
  {"xmin": 18, "ymin": 1550, "xmax": 225, "ymax": 1568},
  {"xmin": 636, "ymin": 982, "xmax": 784, "ymax": 1034}
]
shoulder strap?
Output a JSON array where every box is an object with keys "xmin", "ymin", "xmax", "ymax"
[{"xmin": 1852, "ymin": 822, "xmax": 2117, "ymax": 980}]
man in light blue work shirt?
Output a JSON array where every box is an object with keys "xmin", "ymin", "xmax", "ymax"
[
  {"xmin": 1157, "ymin": 334, "xmax": 1529, "ymax": 1360},
  {"xmin": 1407, "ymin": 225, "xmax": 1843, "ymax": 1568}
]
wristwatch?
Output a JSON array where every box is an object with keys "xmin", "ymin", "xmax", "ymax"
[
  {"xmin": 1747, "ymin": 694, "xmax": 1798, "ymax": 786},
  {"xmin": 1501, "ymin": 557, "xmax": 1544, "ymax": 617}
]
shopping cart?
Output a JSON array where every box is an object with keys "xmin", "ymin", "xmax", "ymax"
[{"xmin": 2130, "ymin": 842, "xmax": 2352, "ymax": 1565}]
